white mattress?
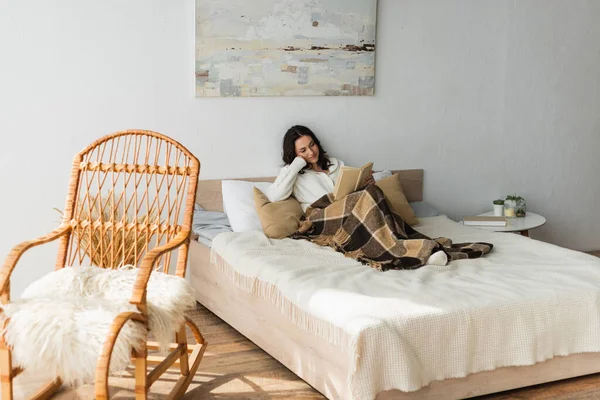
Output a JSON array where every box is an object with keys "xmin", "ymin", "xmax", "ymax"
[{"xmin": 211, "ymin": 216, "xmax": 600, "ymax": 400}]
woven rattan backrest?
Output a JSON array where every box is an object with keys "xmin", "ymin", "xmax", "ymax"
[{"xmin": 55, "ymin": 130, "xmax": 200, "ymax": 275}]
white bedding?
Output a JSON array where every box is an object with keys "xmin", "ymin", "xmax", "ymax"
[{"xmin": 211, "ymin": 216, "xmax": 600, "ymax": 400}]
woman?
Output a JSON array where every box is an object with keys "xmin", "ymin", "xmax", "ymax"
[
  {"xmin": 268, "ymin": 125, "xmax": 493, "ymax": 271},
  {"xmin": 267, "ymin": 125, "xmax": 375, "ymax": 211}
]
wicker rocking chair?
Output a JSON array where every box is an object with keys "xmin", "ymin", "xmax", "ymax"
[{"xmin": 0, "ymin": 130, "xmax": 206, "ymax": 399}]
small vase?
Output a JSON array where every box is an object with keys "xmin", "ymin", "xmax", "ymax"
[
  {"xmin": 493, "ymin": 204, "xmax": 504, "ymax": 217},
  {"xmin": 504, "ymin": 199, "xmax": 517, "ymax": 218}
]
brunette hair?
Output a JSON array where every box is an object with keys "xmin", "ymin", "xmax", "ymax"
[{"xmin": 282, "ymin": 125, "xmax": 331, "ymax": 173}]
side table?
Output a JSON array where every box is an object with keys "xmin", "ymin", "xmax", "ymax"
[{"xmin": 462, "ymin": 211, "xmax": 546, "ymax": 237}]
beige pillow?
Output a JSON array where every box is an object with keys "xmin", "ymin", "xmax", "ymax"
[
  {"xmin": 375, "ymin": 174, "xmax": 419, "ymax": 226},
  {"xmin": 253, "ymin": 188, "xmax": 305, "ymax": 239}
]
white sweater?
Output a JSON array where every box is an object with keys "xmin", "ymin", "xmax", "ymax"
[{"xmin": 267, "ymin": 157, "xmax": 345, "ymax": 211}]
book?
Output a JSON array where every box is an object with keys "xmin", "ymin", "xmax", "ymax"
[
  {"xmin": 332, "ymin": 162, "xmax": 374, "ymax": 201},
  {"xmin": 463, "ymin": 216, "xmax": 507, "ymax": 227}
]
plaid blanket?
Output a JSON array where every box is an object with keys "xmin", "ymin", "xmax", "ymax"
[{"xmin": 294, "ymin": 185, "xmax": 493, "ymax": 271}]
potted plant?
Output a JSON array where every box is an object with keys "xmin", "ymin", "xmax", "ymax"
[
  {"xmin": 505, "ymin": 194, "xmax": 526, "ymax": 218},
  {"xmin": 492, "ymin": 199, "xmax": 505, "ymax": 217}
]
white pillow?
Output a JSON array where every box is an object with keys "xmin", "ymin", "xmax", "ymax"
[
  {"xmin": 222, "ymin": 180, "xmax": 272, "ymax": 232},
  {"xmin": 373, "ymin": 170, "xmax": 393, "ymax": 181}
]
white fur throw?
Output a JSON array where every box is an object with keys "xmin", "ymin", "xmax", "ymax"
[{"xmin": 2, "ymin": 266, "xmax": 196, "ymax": 386}]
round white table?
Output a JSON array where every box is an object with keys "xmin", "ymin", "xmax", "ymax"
[{"xmin": 463, "ymin": 211, "xmax": 546, "ymax": 237}]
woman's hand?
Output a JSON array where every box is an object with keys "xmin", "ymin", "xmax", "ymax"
[
  {"xmin": 362, "ymin": 172, "xmax": 376, "ymax": 188},
  {"xmin": 294, "ymin": 156, "xmax": 309, "ymax": 166}
]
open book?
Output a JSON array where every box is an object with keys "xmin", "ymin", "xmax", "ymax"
[{"xmin": 332, "ymin": 162, "xmax": 374, "ymax": 201}]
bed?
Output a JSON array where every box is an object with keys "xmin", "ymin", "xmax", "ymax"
[{"xmin": 188, "ymin": 170, "xmax": 600, "ymax": 400}]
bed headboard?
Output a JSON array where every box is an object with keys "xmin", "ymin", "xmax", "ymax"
[{"xmin": 196, "ymin": 169, "xmax": 424, "ymax": 212}]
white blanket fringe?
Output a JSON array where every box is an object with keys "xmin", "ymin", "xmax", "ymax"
[{"xmin": 210, "ymin": 250, "xmax": 361, "ymax": 374}]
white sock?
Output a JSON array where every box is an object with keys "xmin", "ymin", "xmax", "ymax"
[{"xmin": 426, "ymin": 251, "xmax": 448, "ymax": 266}]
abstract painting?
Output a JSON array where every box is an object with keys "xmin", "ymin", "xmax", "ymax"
[{"xmin": 195, "ymin": 0, "xmax": 377, "ymax": 97}]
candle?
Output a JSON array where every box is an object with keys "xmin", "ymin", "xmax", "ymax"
[{"xmin": 504, "ymin": 208, "xmax": 515, "ymax": 218}]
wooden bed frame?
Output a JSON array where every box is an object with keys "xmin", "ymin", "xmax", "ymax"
[{"xmin": 188, "ymin": 170, "xmax": 600, "ymax": 399}]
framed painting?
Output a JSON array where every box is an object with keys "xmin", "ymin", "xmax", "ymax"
[{"xmin": 195, "ymin": 0, "xmax": 377, "ymax": 97}]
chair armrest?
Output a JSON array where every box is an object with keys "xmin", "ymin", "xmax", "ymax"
[
  {"xmin": 129, "ymin": 230, "xmax": 190, "ymax": 307},
  {"xmin": 0, "ymin": 225, "xmax": 72, "ymax": 294}
]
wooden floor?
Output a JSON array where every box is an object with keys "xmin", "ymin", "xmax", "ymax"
[
  {"xmin": 14, "ymin": 251, "xmax": 600, "ymax": 399},
  {"xmin": 15, "ymin": 304, "xmax": 323, "ymax": 399}
]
